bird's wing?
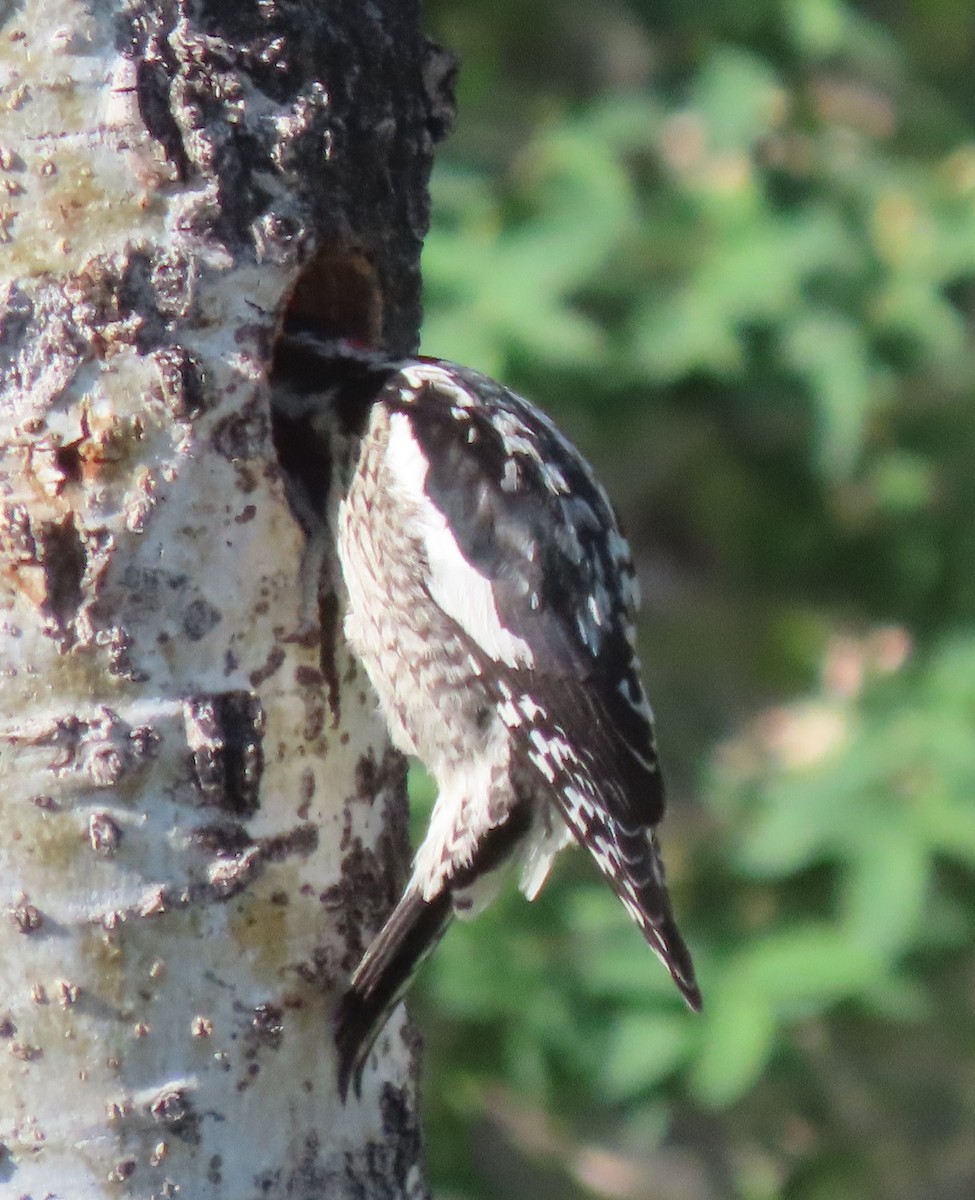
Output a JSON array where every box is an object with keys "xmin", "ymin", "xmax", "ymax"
[
  {"xmin": 382, "ymin": 362, "xmax": 699, "ymax": 1007},
  {"xmin": 386, "ymin": 360, "xmax": 662, "ymax": 823}
]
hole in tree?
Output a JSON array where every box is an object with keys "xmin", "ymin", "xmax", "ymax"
[
  {"xmin": 268, "ymin": 248, "xmax": 388, "ymax": 697},
  {"xmin": 279, "ymin": 247, "xmax": 382, "ymax": 346},
  {"xmin": 269, "ymin": 248, "xmax": 383, "ymax": 532}
]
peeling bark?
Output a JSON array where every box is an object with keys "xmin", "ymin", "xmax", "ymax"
[{"xmin": 0, "ymin": 1, "xmax": 453, "ymax": 1196}]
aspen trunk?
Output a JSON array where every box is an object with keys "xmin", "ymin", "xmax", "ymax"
[{"xmin": 0, "ymin": 1, "xmax": 452, "ymax": 1195}]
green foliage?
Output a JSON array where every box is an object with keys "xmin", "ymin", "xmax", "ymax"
[{"xmin": 413, "ymin": 1, "xmax": 975, "ymax": 1196}]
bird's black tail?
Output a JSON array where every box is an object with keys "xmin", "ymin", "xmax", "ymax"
[
  {"xmin": 334, "ymin": 887, "xmax": 453, "ymax": 1101},
  {"xmin": 621, "ymin": 828, "xmax": 702, "ymax": 1012},
  {"xmin": 641, "ymin": 900, "xmax": 702, "ymax": 1012}
]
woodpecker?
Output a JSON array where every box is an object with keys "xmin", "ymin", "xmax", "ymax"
[{"xmin": 271, "ymin": 333, "xmax": 701, "ymax": 1101}]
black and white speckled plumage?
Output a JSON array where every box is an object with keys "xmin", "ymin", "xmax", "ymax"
[{"xmin": 272, "ymin": 334, "xmax": 700, "ymax": 1101}]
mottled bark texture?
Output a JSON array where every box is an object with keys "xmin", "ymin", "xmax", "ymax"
[{"xmin": 0, "ymin": 1, "xmax": 453, "ymax": 1197}]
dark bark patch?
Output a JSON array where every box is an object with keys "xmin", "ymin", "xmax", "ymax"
[
  {"xmin": 294, "ymin": 665, "xmax": 323, "ymax": 688},
  {"xmin": 208, "ymin": 1154, "xmax": 223, "ymax": 1185},
  {"xmin": 380, "ymin": 1083, "xmax": 425, "ymax": 1190},
  {"xmin": 39, "ymin": 514, "xmax": 86, "ymax": 635},
  {"xmin": 136, "ymin": 54, "xmax": 190, "ymax": 182},
  {"xmin": 343, "ymin": 1082, "xmax": 429, "ymax": 1199},
  {"xmin": 211, "ymin": 395, "xmax": 269, "ymax": 463},
  {"xmin": 332, "ymin": 765, "xmax": 409, "ymax": 974},
  {"xmin": 193, "ymin": 819, "xmax": 317, "ymax": 862},
  {"xmin": 354, "ymin": 746, "xmax": 407, "ymax": 808},
  {"xmin": 184, "ymin": 691, "xmax": 265, "ymax": 815},
  {"xmin": 190, "ymin": 820, "xmax": 252, "ymax": 857},
  {"xmin": 353, "ymin": 750, "xmax": 379, "ymax": 803},
  {"xmin": 248, "ymin": 643, "xmax": 286, "ymax": 687},
  {"xmin": 182, "ymin": 596, "xmax": 222, "ymax": 641},
  {"xmin": 329, "ymin": 840, "xmax": 389, "ymax": 974},
  {"xmin": 260, "ymin": 823, "xmax": 318, "ymax": 862},
  {"xmin": 297, "ymin": 766, "xmax": 315, "ymax": 818},
  {"xmin": 293, "ymin": 941, "xmax": 338, "ymax": 993},
  {"xmin": 54, "ymin": 439, "xmax": 83, "ymax": 485},
  {"xmin": 285, "ymin": 1130, "xmax": 334, "ymax": 1199}
]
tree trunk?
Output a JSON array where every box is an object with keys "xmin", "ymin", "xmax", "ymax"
[{"xmin": 0, "ymin": 1, "xmax": 452, "ymax": 1196}]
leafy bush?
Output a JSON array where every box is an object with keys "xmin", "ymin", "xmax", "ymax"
[{"xmin": 414, "ymin": 2, "xmax": 975, "ymax": 1196}]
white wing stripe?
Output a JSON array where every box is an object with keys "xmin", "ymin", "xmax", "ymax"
[{"xmin": 385, "ymin": 412, "xmax": 535, "ymax": 670}]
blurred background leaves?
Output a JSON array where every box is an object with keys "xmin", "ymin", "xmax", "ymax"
[{"xmin": 411, "ymin": 1, "xmax": 975, "ymax": 1196}]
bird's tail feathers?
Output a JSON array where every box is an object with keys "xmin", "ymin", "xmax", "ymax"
[
  {"xmin": 334, "ymin": 888, "xmax": 452, "ymax": 1102},
  {"xmin": 638, "ymin": 901, "xmax": 702, "ymax": 1011},
  {"xmin": 554, "ymin": 784, "xmax": 702, "ymax": 1012},
  {"xmin": 621, "ymin": 833, "xmax": 701, "ymax": 1011}
]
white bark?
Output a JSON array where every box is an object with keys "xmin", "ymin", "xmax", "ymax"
[{"xmin": 0, "ymin": 0, "xmax": 449, "ymax": 1195}]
